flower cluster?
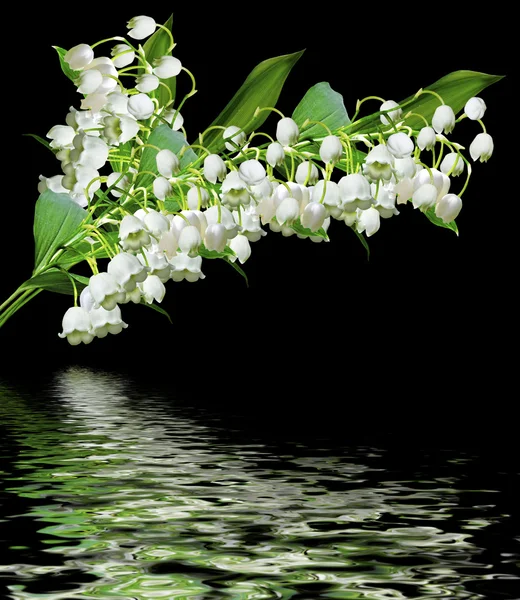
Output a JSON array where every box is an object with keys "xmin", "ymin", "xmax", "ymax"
[{"xmin": 6, "ymin": 16, "xmax": 495, "ymax": 344}]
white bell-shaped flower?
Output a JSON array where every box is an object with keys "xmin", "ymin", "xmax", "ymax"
[
  {"xmin": 106, "ymin": 172, "xmax": 132, "ymax": 198},
  {"xmin": 394, "ymin": 177, "xmax": 414, "ymax": 204},
  {"xmin": 58, "ymin": 307, "xmax": 94, "ymax": 345},
  {"xmin": 363, "ymin": 144, "xmax": 394, "ymax": 181},
  {"xmin": 127, "ymin": 93, "xmax": 155, "ymax": 120},
  {"xmin": 181, "ymin": 210, "xmax": 205, "ymax": 235},
  {"xmin": 76, "ymin": 69, "xmax": 103, "ymax": 95},
  {"xmin": 178, "ymin": 225, "xmax": 202, "ymax": 257},
  {"xmin": 266, "ymin": 142, "xmax": 285, "ymax": 167},
  {"xmin": 61, "ymin": 164, "xmax": 101, "ymax": 207},
  {"xmin": 440, "ymin": 152, "xmax": 464, "ymax": 176},
  {"xmin": 309, "ymin": 216, "xmax": 330, "ymax": 242},
  {"xmin": 187, "ymin": 186, "xmax": 210, "ymax": 210},
  {"xmin": 221, "ymin": 171, "xmax": 250, "ymax": 208},
  {"xmin": 83, "ymin": 58, "xmax": 118, "ymax": 94},
  {"xmin": 372, "ymin": 183, "xmax": 399, "ymax": 219},
  {"xmin": 356, "ymin": 207, "xmax": 380, "ymax": 237},
  {"xmin": 251, "ymin": 178, "xmax": 273, "ymax": 202},
  {"xmin": 162, "ymin": 109, "xmax": 184, "ymax": 130},
  {"xmin": 228, "ymin": 234, "xmax": 251, "ymax": 264},
  {"xmin": 119, "ymin": 215, "xmax": 151, "ymax": 251},
  {"xmin": 413, "ymin": 167, "xmax": 450, "ymax": 201},
  {"xmin": 464, "ymin": 97, "xmax": 486, "ymax": 121},
  {"xmin": 320, "ymin": 135, "xmax": 343, "ymax": 163},
  {"xmin": 153, "ymin": 56, "xmax": 182, "ymax": 79},
  {"xmin": 238, "ymin": 159, "xmax": 266, "ymax": 186},
  {"xmin": 301, "ymin": 201, "xmax": 327, "ymax": 232},
  {"xmin": 380, "ymin": 100, "xmax": 402, "ymax": 125},
  {"xmin": 127, "ymin": 15, "xmax": 157, "ymax": 40},
  {"xmin": 89, "ymin": 273, "xmax": 126, "ymax": 311},
  {"xmin": 90, "ymin": 305, "xmax": 128, "ymax": 338},
  {"xmin": 105, "ymin": 91, "xmax": 130, "ymax": 115},
  {"xmin": 80, "ymin": 93, "xmax": 108, "ymax": 113},
  {"xmin": 138, "ymin": 208, "xmax": 170, "ymax": 238},
  {"xmin": 111, "ymin": 44, "xmax": 135, "ymax": 68},
  {"xmin": 204, "ymin": 223, "xmax": 228, "ymax": 252},
  {"xmin": 47, "ymin": 125, "xmax": 75, "ymax": 149},
  {"xmin": 64, "ymin": 44, "xmax": 94, "ymax": 70},
  {"xmin": 204, "ymin": 205, "xmax": 240, "ymax": 239},
  {"xmin": 417, "ymin": 126, "xmax": 437, "ymax": 151},
  {"xmin": 432, "ymin": 105, "xmax": 456, "ymax": 134},
  {"xmin": 469, "ymin": 133, "xmax": 494, "ymax": 162},
  {"xmin": 233, "ymin": 205, "xmax": 266, "ymax": 242},
  {"xmin": 338, "ymin": 173, "xmax": 373, "ymax": 211},
  {"xmin": 107, "ymin": 252, "xmax": 149, "ymax": 292},
  {"xmin": 394, "ymin": 157, "xmax": 417, "ymax": 179},
  {"xmin": 38, "ymin": 174, "xmax": 68, "ymax": 195},
  {"xmin": 435, "ymin": 193, "xmax": 462, "ymax": 223},
  {"xmin": 295, "ymin": 161, "xmax": 319, "ymax": 185},
  {"xmin": 136, "ymin": 74, "xmax": 160, "ymax": 93},
  {"xmin": 158, "ymin": 230, "xmax": 178, "ymax": 260},
  {"xmin": 276, "ymin": 117, "xmax": 299, "ymax": 146},
  {"xmin": 137, "ymin": 250, "xmax": 172, "ymax": 282},
  {"xmin": 103, "ymin": 114, "xmax": 140, "ymax": 146},
  {"xmin": 203, "ymin": 154, "xmax": 227, "ymax": 183},
  {"xmin": 139, "ymin": 275, "xmax": 166, "ymax": 304},
  {"xmin": 223, "ymin": 125, "xmax": 246, "ymax": 151},
  {"xmin": 153, "ymin": 177, "xmax": 172, "ymax": 200},
  {"xmin": 70, "ymin": 132, "xmax": 109, "ymax": 170},
  {"xmin": 156, "ymin": 148, "xmax": 180, "ymax": 178},
  {"xmin": 312, "ymin": 180, "xmax": 341, "ymax": 216},
  {"xmin": 276, "ymin": 197, "xmax": 300, "ymax": 226},
  {"xmin": 170, "ymin": 253, "xmax": 205, "ymax": 282},
  {"xmin": 386, "ymin": 132, "xmax": 414, "ymax": 158},
  {"xmin": 412, "ymin": 183, "xmax": 438, "ymax": 211}
]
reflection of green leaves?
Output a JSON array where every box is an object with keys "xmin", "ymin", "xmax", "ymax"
[
  {"xmin": 292, "ymin": 82, "xmax": 350, "ymax": 139},
  {"xmin": 350, "ymin": 70, "xmax": 503, "ymax": 134},
  {"xmin": 53, "ymin": 46, "xmax": 80, "ymax": 83},
  {"xmin": 142, "ymin": 15, "xmax": 176, "ymax": 108},
  {"xmin": 203, "ymin": 50, "xmax": 304, "ymax": 154},
  {"xmin": 424, "ymin": 207, "xmax": 459, "ymax": 236},
  {"xmin": 33, "ymin": 191, "xmax": 87, "ymax": 273},
  {"xmin": 136, "ymin": 125, "xmax": 198, "ymax": 189}
]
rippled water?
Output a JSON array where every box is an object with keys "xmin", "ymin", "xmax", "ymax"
[{"xmin": 0, "ymin": 367, "xmax": 518, "ymax": 599}]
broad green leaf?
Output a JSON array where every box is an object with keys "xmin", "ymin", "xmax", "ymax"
[
  {"xmin": 33, "ymin": 191, "xmax": 88, "ymax": 273},
  {"xmin": 164, "ymin": 199, "xmax": 181, "ymax": 213},
  {"xmin": 20, "ymin": 269, "xmax": 89, "ymax": 295},
  {"xmin": 350, "ymin": 70, "xmax": 503, "ymax": 134},
  {"xmin": 292, "ymin": 82, "xmax": 350, "ymax": 139},
  {"xmin": 53, "ymin": 46, "xmax": 80, "ymax": 84},
  {"xmin": 24, "ymin": 133, "xmax": 53, "ymax": 151},
  {"xmin": 225, "ymin": 258, "xmax": 249, "ymax": 287},
  {"xmin": 291, "ymin": 219, "xmax": 329, "ymax": 241},
  {"xmin": 353, "ymin": 229, "xmax": 370, "ymax": 260},
  {"xmin": 424, "ymin": 207, "xmax": 459, "ymax": 235},
  {"xmin": 203, "ymin": 50, "xmax": 304, "ymax": 153},
  {"xmin": 136, "ymin": 125, "xmax": 198, "ymax": 189},
  {"xmin": 199, "ymin": 245, "xmax": 236, "ymax": 260},
  {"xmin": 142, "ymin": 301, "xmax": 173, "ymax": 324},
  {"xmin": 109, "ymin": 141, "xmax": 133, "ymax": 173},
  {"xmin": 142, "ymin": 15, "xmax": 176, "ymax": 108}
]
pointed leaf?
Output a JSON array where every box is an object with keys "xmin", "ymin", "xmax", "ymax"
[
  {"xmin": 136, "ymin": 125, "xmax": 198, "ymax": 189},
  {"xmin": 424, "ymin": 207, "xmax": 459, "ymax": 235},
  {"xmin": 291, "ymin": 219, "xmax": 329, "ymax": 241},
  {"xmin": 353, "ymin": 229, "xmax": 370, "ymax": 260},
  {"xmin": 350, "ymin": 70, "xmax": 503, "ymax": 134},
  {"xmin": 225, "ymin": 258, "xmax": 249, "ymax": 287},
  {"xmin": 292, "ymin": 82, "xmax": 350, "ymax": 139},
  {"xmin": 24, "ymin": 133, "xmax": 53, "ymax": 151},
  {"xmin": 203, "ymin": 50, "xmax": 304, "ymax": 153},
  {"xmin": 142, "ymin": 301, "xmax": 173, "ymax": 324},
  {"xmin": 58, "ymin": 231, "xmax": 120, "ymax": 270},
  {"xmin": 142, "ymin": 15, "xmax": 176, "ymax": 108},
  {"xmin": 19, "ymin": 269, "xmax": 89, "ymax": 295},
  {"xmin": 33, "ymin": 191, "xmax": 88, "ymax": 272},
  {"xmin": 199, "ymin": 245, "xmax": 236, "ymax": 259},
  {"xmin": 53, "ymin": 46, "xmax": 80, "ymax": 84}
]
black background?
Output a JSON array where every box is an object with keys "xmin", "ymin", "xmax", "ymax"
[{"xmin": 2, "ymin": 3, "xmax": 516, "ymax": 439}]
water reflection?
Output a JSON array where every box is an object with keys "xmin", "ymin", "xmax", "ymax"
[{"xmin": 0, "ymin": 367, "xmax": 518, "ymax": 599}]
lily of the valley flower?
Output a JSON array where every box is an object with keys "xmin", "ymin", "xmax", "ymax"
[
  {"xmin": 363, "ymin": 144, "xmax": 394, "ymax": 181},
  {"xmin": 380, "ymin": 100, "xmax": 402, "ymax": 125},
  {"xmin": 435, "ymin": 193, "xmax": 462, "ymax": 223},
  {"xmin": 356, "ymin": 207, "xmax": 380, "ymax": 237},
  {"xmin": 469, "ymin": 133, "xmax": 494, "ymax": 162},
  {"xmin": 412, "ymin": 183, "xmax": 438, "ymax": 211},
  {"xmin": 153, "ymin": 56, "xmax": 182, "ymax": 79},
  {"xmin": 338, "ymin": 173, "xmax": 373, "ymax": 212},
  {"xmin": 111, "ymin": 44, "xmax": 135, "ymax": 68},
  {"xmin": 156, "ymin": 148, "xmax": 180, "ymax": 178},
  {"xmin": 76, "ymin": 69, "xmax": 103, "ymax": 95},
  {"xmin": 320, "ymin": 135, "xmax": 343, "ymax": 163},
  {"xmin": 139, "ymin": 275, "xmax": 166, "ymax": 304},
  {"xmin": 170, "ymin": 253, "xmax": 205, "ymax": 282},
  {"xmin": 238, "ymin": 159, "xmax": 267, "ymax": 186},
  {"xmin": 276, "ymin": 117, "xmax": 299, "ymax": 146},
  {"xmin": 223, "ymin": 125, "xmax": 246, "ymax": 151},
  {"xmin": 107, "ymin": 252, "xmax": 149, "ymax": 292},
  {"xmin": 228, "ymin": 234, "xmax": 251, "ymax": 263},
  {"xmin": 464, "ymin": 97, "xmax": 486, "ymax": 121},
  {"xmin": 153, "ymin": 177, "xmax": 173, "ymax": 200},
  {"xmin": 187, "ymin": 186, "xmax": 210, "ymax": 209},
  {"xmin": 203, "ymin": 154, "xmax": 227, "ymax": 183},
  {"xmin": 204, "ymin": 223, "xmax": 228, "ymax": 252},
  {"xmin": 266, "ymin": 142, "xmax": 285, "ymax": 167},
  {"xmin": 119, "ymin": 215, "xmax": 151, "ymax": 251},
  {"xmin": 417, "ymin": 126, "xmax": 437, "ymax": 151},
  {"xmin": 136, "ymin": 74, "xmax": 160, "ymax": 93},
  {"xmin": 432, "ymin": 105, "xmax": 456, "ymax": 134},
  {"xmin": 64, "ymin": 44, "xmax": 94, "ymax": 70},
  {"xmin": 58, "ymin": 307, "xmax": 94, "ymax": 345},
  {"xmin": 103, "ymin": 114, "xmax": 140, "ymax": 145},
  {"xmin": 127, "ymin": 15, "xmax": 157, "ymax": 40},
  {"xmin": 90, "ymin": 306, "xmax": 128, "ymax": 338},
  {"xmin": 295, "ymin": 161, "xmax": 319, "ymax": 186},
  {"xmin": 301, "ymin": 201, "xmax": 327, "ymax": 231},
  {"xmin": 276, "ymin": 197, "xmax": 300, "ymax": 226},
  {"xmin": 386, "ymin": 132, "xmax": 414, "ymax": 158},
  {"xmin": 221, "ymin": 171, "xmax": 251, "ymax": 208},
  {"xmin": 89, "ymin": 273, "xmax": 126, "ymax": 311},
  {"xmin": 178, "ymin": 225, "xmax": 202, "ymax": 256},
  {"xmin": 440, "ymin": 152, "xmax": 464, "ymax": 176},
  {"xmin": 127, "ymin": 93, "xmax": 155, "ymax": 120}
]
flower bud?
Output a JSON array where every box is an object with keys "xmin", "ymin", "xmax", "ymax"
[
  {"xmin": 432, "ymin": 105, "xmax": 456, "ymax": 134},
  {"xmin": 464, "ymin": 97, "xmax": 486, "ymax": 121},
  {"xmin": 204, "ymin": 223, "xmax": 228, "ymax": 252},
  {"xmin": 187, "ymin": 186, "xmax": 210, "ymax": 209},
  {"xmin": 111, "ymin": 44, "xmax": 135, "ymax": 68},
  {"xmin": 276, "ymin": 117, "xmax": 299, "ymax": 146},
  {"xmin": 301, "ymin": 201, "xmax": 326, "ymax": 232},
  {"xmin": 238, "ymin": 159, "xmax": 266, "ymax": 186},
  {"xmin": 64, "ymin": 44, "xmax": 94, "ymax": 70},
  {"xmin": 469, "ymin": 133, "xmax": 494, "ymax": 162},
  {"xmin": 266, "ymin": 142, "xmax": 285, "ymax": 167},
  {"xmin": 127, "ymin": 16, "xmax": 157, "ymax": 40},
  {"xmin": 203, "ymin": 154, "xmax": 227, "ymax": 183},
  {"xmin": 223, "ymin": 125, "xmax": 246, "ymax": 151},
  {"xmin": 228, "ymin": 234, "xmax": 251, "ymax": 264},
  {"xmin": 153, "ymin": 177, "xmax": 172, "ymax": 200},
  {"xmin": 178, "ymin": 225, "xmax": 202, "ymax": 256},
  {"xmin": 76, "ymin": 69, "xmax": 103, "ymax": 94},
  {"xmin": 319, "ymin": 135, "xmax": 343, "ymax": 163},
  {"xmin": 295, "ymin": 161, "xmax": 319, "ymax": 186},
  {"xmin": 153, "ymin": 56, "xmax": 182, "ymax": 79},
  {"xmin": 440, "ymin": 152, "xmax": 464, "ymax": 177},
  {"xmin": 156, "ymin": 149, "xmax": 180, "ymax": 178},
  {"xmin": 276, "ymin": 197, "xmax": 300, "ymax": 225},
  {"xmin": 417, "ymin": 126, "xmax": 437, "ymax": 151},
  {"xmin": 380, "ymin": 100, "xmax": 402, "ymax": 125},
  {"xmin": 356, "ymin": 207, "xmax": 380, "ymax": 237},
  {"xmin": 435, "ymin": 193, "xmax": 462, "ymax": 223},
  {"xmin": 412, "ymin": 183, "xmax": 438, "ymax": 211},
  {"xmin": 136, "ymin": 74, "xmax": 160, "ymax": 93},
  {"xmin": 127, "ymin": 93, "xmax": 155, "ymax": 120},
  {"xmin": 386, "ymin": 133, "xmax": 414, "ymax": 158}
]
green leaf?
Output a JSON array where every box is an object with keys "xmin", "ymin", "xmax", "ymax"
[
  {"xmin": 136, "ymin": 125, "xmax": 198, "ymax": 189},
  {"xmin": 199, "ymin": 245, "xmax": 236, "ymax": 260},
  {"xmin": 353, "ymin": 229, "xmax": 370, "ymax": 260},
  {"xmin": 142, "ymin": 301, "xmax": 173, "ymax": 324},
  {"xmin": 203, "ymin": 50, "xmax": 304, "ymax": 153},
  {"xmin": 291, "ymin": 219, "xmax": 329, "ymax": 241},
  {"xmin": 164, "ymin": 199, "xmax": 181, "ymax": 213},
  {"xmin": 109, "ymin": 141, "xmax": 133, "ymax": 173},
  {"xmin": 142, "ymin": 15, "xmax": 176, "ymax": 108},
  {"xmin": 292, "ymin": 82, "xmax": 350, "ymax": 140},
  {"xmin": 350, "ymin": 70, "xmax": 504, "ymax": 134},
  {"xmin": 424, "ymin": 207, "xmax": 459, "ymax": 236},
  {"xmin": 19, "ymin": 269, "xmax": 89, "ymax": 295},
  {"xmin": 53, "ymin": 46, "xmax": 80, "ymax": 84},
  {"xmin": 225, "ymin": 258, "xmax": 249, "ymax": 287},
  {"xmin": 33, "ymin": 191, "xmax": 88, "ymax": 273},
  {"xmin": 23, "ymin": 133, "xmax": 53, "ymax": 152},
  {"xmin": 58, "ymin": 232, "xmax": 120, "ymax": 270}
]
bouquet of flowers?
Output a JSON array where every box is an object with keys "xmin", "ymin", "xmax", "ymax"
[{"xmin": 0, "ymin": 15, "xmax": 501, "ymax": 345}]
